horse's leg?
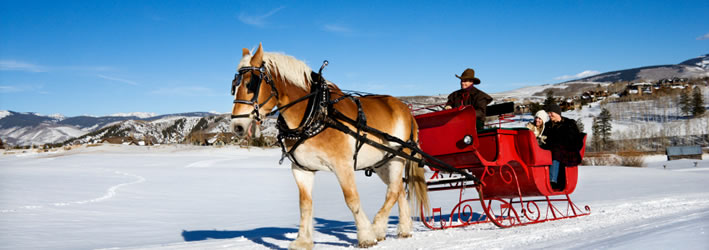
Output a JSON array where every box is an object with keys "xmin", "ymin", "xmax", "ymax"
[
  {"xmin": 372, "ymin": 159, "xmax": 405, "ymax": 241},
  {"xmin": 289, "ymin": 165, "xmax": 315, "ymax": 250},
  {"xmin": 334, "ymin": 166, "xmax": 377, "ymax": 247},
  {"xmin": 396, "ymin": 181, "xmax": 412, "ymax": 238}
]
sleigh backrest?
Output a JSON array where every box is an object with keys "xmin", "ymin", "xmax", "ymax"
[
  {"xmin": 515, "ymin": 129, "xmax": 552, "ymax": 167},
  {"xmin": 415, "ymin": 106, "xmax": 478, "ymax": 157}
]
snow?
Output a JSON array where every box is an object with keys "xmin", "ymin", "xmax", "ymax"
[
  {"xmin": 489, "ymin": 82, "xmax": 612, "ymax": 103},
  {"xmin": 110, "ymin": 112, "xmax": 158, "ymax": 119},
  {"xmin": 1, "ymin": 145, "xmax": 708, "ymax": 249},
  {"xmin": 151, "ymin": 116, "xmax": 194, "ymax": 124},
  {"xmin": 0, "ymin": 110, "xmax": 11, "ymax": 119},
  {"xmin": 489, "ymin": 84, "xmax": 550, "ymax": 102},
  {"xmin": 48, "ymin": 113, "xmax": 65, "ymax": 121}
]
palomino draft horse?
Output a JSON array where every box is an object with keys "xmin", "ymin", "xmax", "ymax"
[{"xmin": 230, "ymin": 44, "xmax": 429, "ymax": 249}]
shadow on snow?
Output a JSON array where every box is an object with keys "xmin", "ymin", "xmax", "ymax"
[{"xmin": 182, "ymin": 217, "xmax": 402, "ymax": 249}]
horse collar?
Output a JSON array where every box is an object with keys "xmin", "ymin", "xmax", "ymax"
[{"xmin": 276, "ymin": 70, "xmax": 333, "ymax": 167}]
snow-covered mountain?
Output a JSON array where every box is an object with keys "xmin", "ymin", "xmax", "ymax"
[
  {"xmin": 0, "ymin": 111, "xmax": 225, "ymax": 146},
  {"xmin": 462, "ymin": 54, "xmax": 708, "ymax": 104},
  {"xmin": 0, "ymin": 123, "xmax": 85, "ymax": 147},
  {"xmin": 109, "ymin": 112, "xmax": 158, "ymax": 119},
  {"xmin": 680, "ymin": 54, "xmax": 709, "ymax": 69},
  {"xmin": 67, "ymin": 114, "xmax": 233, "ymax": 145},
  {"xmin": 569, "ymin": 54, "xmax": 709, "ymax": 83}
]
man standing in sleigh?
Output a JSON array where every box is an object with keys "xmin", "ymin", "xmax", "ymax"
[{"xmin": 445, "ymin": 68, "xmax": 493, "ymax": 129}]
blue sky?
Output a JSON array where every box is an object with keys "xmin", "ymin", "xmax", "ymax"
[{"xmin": 1, "ymin": 0, "xmax": 708, "ymax": 116}]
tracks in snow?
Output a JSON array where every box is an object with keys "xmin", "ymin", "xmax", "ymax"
[{"xmin": 0, "ymin": 169, "xmax": 145, "ymax": 213}]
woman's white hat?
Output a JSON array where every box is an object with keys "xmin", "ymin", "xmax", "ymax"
[{"xmin": 535, "ymin": 110, "xmax": 549, "ymax": 123}]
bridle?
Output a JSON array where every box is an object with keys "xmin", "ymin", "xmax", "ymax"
[
  {"xmin": 230, "ymin": 63, "xmax": 279, "ymax": 121},
  {"xmin": 230, "ymin": 62, "xmax": 322, "ymax": 122}
]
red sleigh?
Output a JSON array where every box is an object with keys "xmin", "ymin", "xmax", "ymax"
[{"xmin": 414, "ymin": 104, "xmax": 590, "ymax": 229}]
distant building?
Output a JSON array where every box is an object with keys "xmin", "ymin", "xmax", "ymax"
[
  {"xmin": 628, "ymin": 82, "xmax": 653, "ymax": 95},
  {"xmin": 666, "ymin": 145, "xmax": 703, "ymax": 161}
]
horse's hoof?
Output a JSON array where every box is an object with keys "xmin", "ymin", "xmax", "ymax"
[
  {"xmin": 288, "ymin": 240, "xmax": 313, "ymax": 250},
  {"xmin": 374, "ymin": 227, "xmax": 387, "ymax": 242},
  {"xmin": 358, "ymin": 240, "xmax": 378, "ymax": 248},
  {"xmin": 398, "ymin": 232, "xmax": 412, "ymax": 238}
]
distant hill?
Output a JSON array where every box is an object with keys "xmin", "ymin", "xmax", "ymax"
[
  {"xmin": 482, "ymin": 54, "xmax": 709, "ymax": 103},
  {"xmin": 0, "ymin": 111, "xmax": 220, "ymax": 146},
  {"xmin": 570, "ymin": 54, "xmax": 708, "ymax": 83},
  {"xmin": 64, "ymin": 114, "xmax": 232, "ymax": 146}
]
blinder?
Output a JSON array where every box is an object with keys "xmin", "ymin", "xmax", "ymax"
[{"xmin": 231, "ymin": 65, "xmax": 265, "ymax": 96}]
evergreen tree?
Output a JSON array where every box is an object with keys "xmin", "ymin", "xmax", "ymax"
[
  {"xmin": 576, "ymin": 119, "xmax": 585, "ymax": 133},
  {"xmin": 591, "ymin": 117, "xmax": 601, "ymax": 151},
  {"xmin": 679, "ymin": 89, "xmax": 691, "ymax": 115},
  {"xmin": 691, "ymin": 87, "xmax": 706, "ymax": 117},
  {"xmin": 597, "ymin": 108, "xmax": 613, "ymax": 150},
  {"xmin": 543, "ymin": 91, "xmax": 556, "ymax": 108}
]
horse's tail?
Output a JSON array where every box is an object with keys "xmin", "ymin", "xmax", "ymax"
[{"xmin": 405, "ymin": 121, "xmax": 429, "ymax": 219}]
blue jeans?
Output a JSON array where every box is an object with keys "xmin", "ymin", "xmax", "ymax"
[{"xmin": 550, "ymin": 160, "xmax": 560, "ymax": 183}]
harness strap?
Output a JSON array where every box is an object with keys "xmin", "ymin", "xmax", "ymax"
[
  {"xmin": 329, "ymin": 109, "xmax": 481, "ymax": 184},
  {"xmin": 352, "ymin": 97, "xmax": 367, "ymax": 171},
  {"xmin": 264, "ymin": 92, "xmax": 315, "ymax": 117},
  {"xmin": 363, "ymin": 148, "xmax": 403, "ymax": 177},
  {"xmin": 278, "ymin": 130, "xmax": 311, "ymax": 168}
]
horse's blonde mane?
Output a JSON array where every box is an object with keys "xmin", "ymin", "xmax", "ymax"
[{"xmin": 239, "ymin": 51, "xmax": 313, "ymax": 90}]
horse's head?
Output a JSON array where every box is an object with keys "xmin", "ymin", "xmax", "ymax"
[{"xmin": 230, "ymin": 43, "xmax": 279, "ymax": 139}]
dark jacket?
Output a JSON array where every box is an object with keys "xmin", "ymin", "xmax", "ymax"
[
  {"xmin": 446, "ymin": 86, "xmax": 493, "ymax": 121},
  {"xmin": 540, "ymin": 116, "xmax": 583, "ymax": 166}
]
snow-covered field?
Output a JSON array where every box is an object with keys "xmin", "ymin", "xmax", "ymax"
[{"xmin": 1, "ymin": 144, "xmax": 708, "ymax": 250}]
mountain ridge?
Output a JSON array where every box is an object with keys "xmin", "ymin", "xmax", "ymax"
[
  {"xmin": 0, "ymin": 111, "xmax": 223, "ymax": 146},
  {"xmin": 567, "ymin": 54, "xmax": 708, "ymax": 84}
]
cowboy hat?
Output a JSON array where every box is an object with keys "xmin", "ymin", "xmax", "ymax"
[{"xmin": 456, "ymin": 68, "xmax": 481, "ymax": 85}]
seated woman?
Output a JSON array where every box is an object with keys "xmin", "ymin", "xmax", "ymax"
[
  {"xmin": 526, "ymin": 110, "xmax": 549, "ymax": 145},
  {"xmin": 539, "ymin": 104, "xmax": 583, "ymax": 189}
]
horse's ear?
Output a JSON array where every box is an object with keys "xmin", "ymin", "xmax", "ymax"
[
  {"xmin": 242, "ymin": 48, "xmax": 250, "ymax": 57},
  {"xmin": 250, "ymin": 43, "xmax": 263, "ymax": 66}
]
